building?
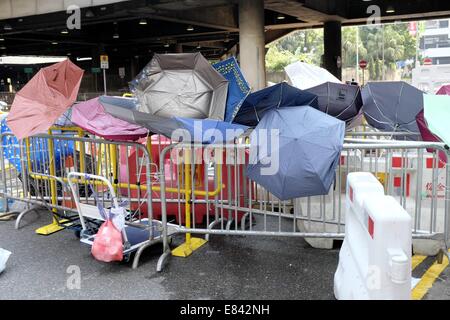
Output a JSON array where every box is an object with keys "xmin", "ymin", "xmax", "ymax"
[{"xmin": 421, "ymin": 19, "xmax": 450, "ymax": 65}]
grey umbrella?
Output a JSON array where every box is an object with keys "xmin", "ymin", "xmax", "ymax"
[
  {"xmin": 362, "ymin": 81, "xmax": 424, "ymax": 139},
  {"xmin": 130, "ymin": 53, "xmax": 228, "ymax": 120},
  {"xmin": 246, "ymin": 106, "xmax": 345, "ymax": 201}
]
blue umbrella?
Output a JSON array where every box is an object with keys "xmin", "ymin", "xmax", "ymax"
[
  {"xmin": 246, "ymin": 106, "xmax": 345, "ymax": 200},
  {"xmin": 233, "ymin": 82, "xmax": 319, "ymax": 127},
  {"xmin": 1, "ymin": 117, "xmax": 74, "ymax": 173},
  {"xmin": 213, "ymin": 57, "xmax": 251, "ymax": 123},
  {"xmin": 102, "ymin": 102, "xmax": 248, "ymax": 144}
]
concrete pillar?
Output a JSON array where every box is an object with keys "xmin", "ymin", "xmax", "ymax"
[
  {"xmin": 175, "ymin": 43, "xmax": 183, "ymax": 53},
  {"xmin": 239, "ymin": 0, "xmax": 266, "ymax": 91},
  {"xmin": 323, "ymin": 21, "xmax": 342, "ymax": 80}
]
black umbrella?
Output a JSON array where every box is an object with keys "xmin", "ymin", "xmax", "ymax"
[{"xmin": 306, "ymin": 82, "xmax": 363, "ymax": 128}]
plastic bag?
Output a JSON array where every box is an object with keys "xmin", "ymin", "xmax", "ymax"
[
  {"xmin": 0, "ymin": 248, "xmax": 11, "ymax": 274},
  {"xmin": 91, "ymin": 218, "xmax": 123, "ymax": 262}
]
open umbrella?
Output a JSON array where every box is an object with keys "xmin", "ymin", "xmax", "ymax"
[
  {"xmin": 7, "ymin": 59, "xmax": 84, "ymax": 139},
  {"xmin": 233, "ymin": 82, "xmax": 319, "ymax": 127},
  {"xmin": 213, "ymin": 57, "xmax": 251, "ymax": 122},
  {"xmin": 246, "ymin": 106, "xmax": 345, "ymax": 200},
  {"xmin": 306, "ymin": 82, "xmax": 363, "ymax": 128},
  {"xmin": 103, "ymin": 103, "xmax": 247, "ymax": 144},
  {"xmin": 71, "ymin": 98, "xmax": 148, "ymax": 141},
  {"xmin": 423, "ymin": 94, "xmax": 450, "ymax": 149},
  {"xmin": 130, "ymin": 53, "xmax": 228, "ymax": 120},
  {"xmin": 436, "ymin": 85, "xmax": 450, "ymax": 95},
  {"xmin": 285, "ymin": 61, "xmax": 341, "ymax": 90},
  {"xmin": 416, "ymin": 110, "xmax": 447, "ymax": 163},
  {"xmin": 362, "ymin": 81, "xmax": 423, "ymax": 140}
]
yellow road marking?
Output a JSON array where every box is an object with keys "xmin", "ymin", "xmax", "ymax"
[
  {"xmin": 411, "ymin": 252, "xmax": 449, "ymax": 300},
  {"xmin": 412, "ymin": 255, "xmax": 427, "ymax": 271}
]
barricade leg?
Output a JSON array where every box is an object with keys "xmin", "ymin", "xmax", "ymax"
[
  {"xmin": 172, "ymin": 148, "xmax": 207, "ymax": 257},
  {"xmin": 15, "ymin": 205, "xmax": 42, "ymax": 230}
]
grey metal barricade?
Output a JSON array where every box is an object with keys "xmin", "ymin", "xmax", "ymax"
[
  {"xmin": 156, "ymin": 140, "xmax": 450, "ymax": 271},
  {"xmin": 0, "ymin": 132, "xmax": 175, "ymax": 268}
]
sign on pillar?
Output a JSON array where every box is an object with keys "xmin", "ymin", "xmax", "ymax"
[{"xmin": 100, "ymin": 55, "xmax": 109, "ymax": 95}]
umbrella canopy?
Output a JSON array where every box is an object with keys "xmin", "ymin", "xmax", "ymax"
[
  {"xmin": 246, "ymin": 106, "xmax": 345, "ymax": 200},
  {"xmin": 130, "ymin": 53, "xmax": 228, "ymax": 120},
  {"xmin": 285, "ymin": 61, "xmax": 341, "ymax": 90},
  {"xmin": 99, "ymin": 95, "xmax": 137, "ymax": 110},
  {"xmin": 416, "ymin": 110, "xmax": 447, "ymax": 163},
  {"xmin": 7, "ymin": 59, "xmax": 84, "ymax": 139},
  {"xmin": 71, "ymin": 98, "xmax": 148, "ymax": 141},
  {"xmin": 233, "ymin": 82, "xmax": 319, "ymax": 127},
  {"xmin": 423, "ymin": 94, "xmax": 450, "ymax": 148},
  {"xmin": 213, "ymin": 57, "xmax": 251, "ymax": 123},
  {"xmin": 436, "ymin": 85, "xmax": 450, "ymax": 95},
  {"xmin": 362, "ymin": 81, "xmax": 424, "ymax": 139},
  {"xmin": 306, "ymin": 82, "xmax": 363, "ymax": 128},
  {"xmin": 103, "ymin": 103, "xmax": 247, "ymax": 144}
]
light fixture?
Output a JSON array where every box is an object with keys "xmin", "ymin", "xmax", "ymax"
[
  {"xmin": 386, "ymin": 6, "xmax": 395, "ymax": 13},
  {"xmin": 51, "ymin": 41, "xmax": 58, "ymax": 45},
  {"xmin": 85, "ymin": 9, "xmax": 95, "ymax": 18},
  {"xmin": 196, "ymin": 43, "xmax": 201, "ymax": 49},
  {"xmin": 0, "ymin": 38, "xmax": 4, "ymax": 41},
  {"xmin": 100, "ymin": 6, "xmax": 107, "ymax": 11},
  {"xmin": 67, "ymin": 53, "xmax": 72, "ymax": 56},
  {"xmin": 3, "ymin": 24, "xmax": 12, "ymax": 31},
  {"xmin": 187, "ymin": 25, "xmax": 194, "ymax": 31},
  {"xmin": 76, "ymin": 57, "xmax": 93, "ymax": 61},
  {"xmin": 113, "ymin": 33, "xmax": 120, "ymax": 39},
  {"xmin": 164, "ymin": 42, "xmax": 170, "ymax": 48},
  {"xmin": 0, "ymin": 46, "xmax": 6, "ymax": 50},
  {"xmin": 276, "ymin": 14, "xmax": 285, "ymax": 20},
  {"xmin": 139, "ymin": 18, "xmax": 148, "ymax": 25},
  {"xmin": 61, "ymin": 29, "xmax": 69, "ymax": 34}
]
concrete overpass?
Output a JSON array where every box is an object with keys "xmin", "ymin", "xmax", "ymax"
[{"xmin": 1, "ymin": 0, "xmax": 450, "ymax": 91}]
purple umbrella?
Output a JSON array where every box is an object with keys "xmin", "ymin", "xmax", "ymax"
[
  {"xmin": 416, "ymin": 110, "xmax": 447, "ymax": 163},
  {"xmin": 71, "ymin": 98, "xmax": 148, "ymax": 141}
]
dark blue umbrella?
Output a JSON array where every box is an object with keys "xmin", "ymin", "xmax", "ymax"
[
  {"xmin": 213, "ymin": 57, "xmax": 250, "ymax": 123},
  {"xmin": 246, "ymin": 106, "xmax": 345, "ymax": 200},
  {"xmin": 233, "ymin": 82, "xmax": 319, "ymax": 127},
  {"xmin": 362, "ymin": 81, "xmax": 423, "ymax": 140}
]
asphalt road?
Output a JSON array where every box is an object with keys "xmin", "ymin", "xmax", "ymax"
[{"xmin": 0, "ymin": 210, "xmax": 447, "ymax": 300}]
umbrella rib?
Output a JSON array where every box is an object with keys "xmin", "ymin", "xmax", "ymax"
[
  {"xmin": 334, "ymin": 86, "xmax": 360, "ymax": 120},
  {"xmin": 366, "ymin": 83, "xmax": 399, "ymax": 126}
]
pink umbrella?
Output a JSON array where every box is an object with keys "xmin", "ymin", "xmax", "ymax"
[
  {"xmin": 7, "ymin": 59, "xmax": 84, "ymax": 139},
  {"xmin": 71, "ymin": 98, "xmax": 148, "ymax": 141},
  {"xmin": 416, "ymin": 110, "xmax": 447, "ymax": 163},
  {"xmin": 436, "ymin": 85, "xmax": 450, "ymax": 95}
]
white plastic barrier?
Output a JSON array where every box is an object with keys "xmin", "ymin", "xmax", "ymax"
[{"xmin": 334, "ymin": 172, "xmax": 412, "ymax": 300}]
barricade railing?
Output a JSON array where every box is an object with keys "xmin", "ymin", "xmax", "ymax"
[{"xmin": 156, "ymin": 140, "xmax": 450, "ymax": 271}]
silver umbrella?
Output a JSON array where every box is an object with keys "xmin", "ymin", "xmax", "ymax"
[{"xmin": 130, "ymin": 53, "xmax": 228, "ymax": 120}]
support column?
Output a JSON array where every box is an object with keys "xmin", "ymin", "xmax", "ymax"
[
  {"xmin": 239, "ymin": 0, "xmax": 266, "ymax": 91},
  {"xmin": 323, "ymin": 21, "xmax": 342, "ymax": 80}
]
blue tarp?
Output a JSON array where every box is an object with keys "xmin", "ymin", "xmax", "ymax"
[
  {"xmin": 233, "ymin": 82, "xmax": 319, "ymax": 127},
  {"xmin": 213, "ymin": 57, "xmax": 250, "ymax": 122},
  {"xmin": 1, "ymin": 117, "xmax": 75, "ymax": 173},
  {"xmin": 246, "ymin": 106, "xmax": 345, "ymax": 200}
]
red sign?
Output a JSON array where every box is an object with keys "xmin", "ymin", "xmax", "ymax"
[
  {"xmin": 408, "ymin": 22, "xmax": 417, "ymax": 37},
  {"xmin": 359, "ymin": 60, "xmax": 368, "ymax": 69},
  {"xmin": 423, "ymin": 58, "xmax": 433, "ymax": 65}
]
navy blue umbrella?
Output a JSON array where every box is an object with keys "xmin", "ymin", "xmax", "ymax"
[
  {"xmin": 213, "ymin": 57, "xmax": 250, "ymax": 123},
  {"xmin": 233, "ymin": 82, "xmax": 319, "ymax": 127},
  {"xmin": 246, "ymin": 106, "xmax": 345, "ymax": 200}
]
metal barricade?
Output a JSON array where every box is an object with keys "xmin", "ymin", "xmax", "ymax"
[
  {"xmin": 156, "ymin": 141, "xmax": 450, "ymax": 271},
  {"xmin": 0, "ymin": 132, "xmax": 177, "ymax": 268}
]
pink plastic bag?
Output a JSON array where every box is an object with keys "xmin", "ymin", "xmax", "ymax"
[{"xmin": 91, "ymin": 219, "xmax": 123, "ymax": 262}]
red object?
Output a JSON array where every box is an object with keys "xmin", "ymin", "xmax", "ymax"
[
  {"xmin": 416, "ymin": 110, "xmax": 448, "ymax": 163},
  {"xmin": 392, "ymin": 157, "xmax": 404, "ymax": 168},
  {"xmin": 368, "ymin": 216, "xmax": 374, "ymax": 239},
  {"xmin": 393, "ymin": 174, "xmax": 411, "ymax": 197},
  {"xmin": 436, "ymin": 85, "xmax": 450, "ymax": 95},
  {"xmin": 423, "ymin": 58, "xmax": 433, "ymax": 65},
  {"xmin": 359, "ymin": 60, "xmax": 368, "ymax": 69},
  {"xmin": 349, "ymin": 186, "xmax": 354, "ymax": 202},
  {"xmin": 426, "ymin": 158, "xmax": 446, "ymax": 169},
  {"xmin": 91, "ymin": 219, "xmax": 123, "ymax": 262}
]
